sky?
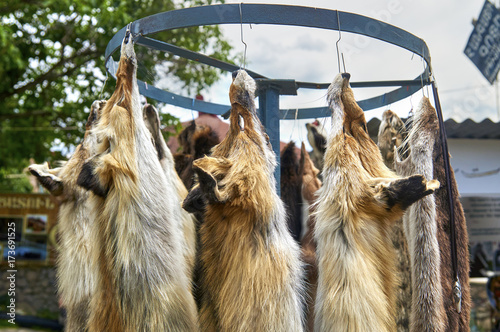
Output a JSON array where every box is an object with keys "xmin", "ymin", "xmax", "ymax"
[{"xmin": 156, "ymin": 0, "xmax": 500, "ymax": 148}]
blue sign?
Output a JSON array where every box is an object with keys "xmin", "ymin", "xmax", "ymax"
[{"xmin": 464, "ymin": 0, "xmax": 500, "ymax": 84}]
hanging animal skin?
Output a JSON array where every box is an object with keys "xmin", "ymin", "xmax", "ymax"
[
  {"xmin": 281, "ymin": 141, "xmax": 303, "ymax": 242},
  {"xmin": 314, "ymin": 73, "xmax": 439, "ymax": 332},
  {"xmin": 396, "ymin": 97, "xmax": 470, "ymax": 332},
  {"xmin": 77, "ymin": 27, "xmax": 199, "ymax": 331},
  {"xmin": 299, "ymin": 142, "xmax": 322, "ymax": 332},
  {"xmin": 305, "ymin": 119, "xmax": 327, "ymax": 172},
  {"xmin": 28, "ymin": 100, "xmax": 105, "ymax": 332},
  {"xmin": 394, "ymin": 97, "xmax": 447, "ymax": 332},
  {"xmin": 183, "ymin": 69, "xmax": 305, "ymax": 332},
  {"xmin": 142, "ymin": 104, "xmax": 197, "ymax": 282},
  {"xmin": 377, "ymin": 109, "xmax": 412, "ymax": 332}
]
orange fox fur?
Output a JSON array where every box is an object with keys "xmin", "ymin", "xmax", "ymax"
[
  {"xmin": 77, "ymin": 31, "xmax": 198, "ymax": 331},
  {"xmin": 183, "ymin": 70, "xmax": 304, "ymax": 332},
  {"xmin": 314, "ymin": 73, "xmax": 439, "ymax": 332}
]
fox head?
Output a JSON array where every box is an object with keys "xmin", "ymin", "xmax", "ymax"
[
  {"xmin": 184, "ymin": 70, "xmax": 277, "ymax": 217},
  {"xmin": 29, "ymin": 100, "xmax": 106, "ymax": 199}
]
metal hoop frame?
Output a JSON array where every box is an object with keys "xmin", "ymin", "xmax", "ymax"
[
  {"xmin": 104, "ymin": 4, "xmax": 435, "ymax": 191},
  {"xmin": 104, "ymin": 4, "xmax": 433, "ymax": 118}
]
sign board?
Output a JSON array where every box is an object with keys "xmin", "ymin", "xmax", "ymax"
[
  {"xmin": 464, "ymin": 0, "xmax": 500, "ymax": 84},
  {"xmin": 0, "ymin": 194, "xmax": 59, "ymax": 265}
]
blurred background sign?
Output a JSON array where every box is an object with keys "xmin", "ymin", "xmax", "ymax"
[{"xmin": 465, "ymin": 0, "xmax": 500, "ymax": 84}]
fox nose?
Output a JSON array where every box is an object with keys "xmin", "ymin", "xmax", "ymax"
[{"xmin": 341, "ymin": 72, "xmax": 351, "ymax": 80}]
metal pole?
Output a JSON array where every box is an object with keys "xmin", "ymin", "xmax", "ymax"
[{"xmin": 258, "ymin": 85, "xmax": 281, "ymax": 194}]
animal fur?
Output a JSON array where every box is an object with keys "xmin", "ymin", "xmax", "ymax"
[
  {"xmin": 394, "ymin": 97, "xmax": 447, "ymax": 332},
  {"xmin": 77, "ymin": 30, "xmax": 198, "ymax": 331},
  {"xmin": 174, "ymin": 120, "xmax": 219, "ymax": 190},
  {"xmin": 281, "ymin": 141, "xmax": 303, "ymax": 242},
  {"xmin": 142, "ymin": 104, "xmax": 197, "ymax": 281},
  {"xmin": 306, "ymin": 120, "xmax": 327, "ymax": 172},
  {"xmin": 314, "ymin": 73, "xmax": 439, "ymax": 332},
  {"xmin": 299, "ymin": 142, "xmax": 322, "ymax": 332},
  {"xmin": 183, "ymin": 69, "xmax": 305, "ymax": 332},
  {"xmin": 378, "ymin": 110, "xmax": 405, "ymax": 169},
  {"xmin": 28, "ymin": 100, "xmax": 105, "ymax": 332},
  {"xmin": 378, "ymin": 110, "xmax": 412, "ymax": 332},
  {"xmin": 396, "ymin": 97, "xmax": 470, "ymax": 331}
]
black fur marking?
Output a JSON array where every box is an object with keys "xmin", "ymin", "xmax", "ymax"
[
  {"xmin": 30, "ymin": 170, "xmax": 64, "ymax": 196},
  {"xmin": 182, "ymin": 186, "xmax": 207, "ymax": 213},
  {"xmin": 311, "ymin": 127, "xmax": 327, "ymax": 153},
  {"xmin": 194, "ymin": 167, "xmax": 221, "ymax": 204},
  {"xmin": 383, "ymin": 175, "xmax": 434, "ymax": 211},
  {"xmin": 337, "ymin": 225, "xmax": 349, "ymax": 248},
  {"xmin": 77, "ymin": 161, "xmax": 108, "ymax": 197}
]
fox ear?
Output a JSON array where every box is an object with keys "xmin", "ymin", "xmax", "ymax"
[
  {"xmin": 372, "ymin": 175, "xmax": 439, "ymax": 211},
  {"xmin": 28, "ymin": 163, "xmax": 64, "ymax": 196},
  {"xmin": 192, "ymin": 156, "xmax": 233, "ymax": 204}
]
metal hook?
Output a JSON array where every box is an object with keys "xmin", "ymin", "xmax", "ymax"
[
  {"xmin": 336, "ymin": 11, "xmax": 346, "ymax": 73},
  {"xmin": 421, "ymin": 45, "xmax": 428, "ymax": 98},
  {"xmin": 239, "ymin": 3, "xmax": 248, "ymax": 69}
]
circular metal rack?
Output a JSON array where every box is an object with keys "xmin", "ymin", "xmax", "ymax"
[{"xmin": 104, "ymin": 3, "xmax": 437, "ymax": 184}]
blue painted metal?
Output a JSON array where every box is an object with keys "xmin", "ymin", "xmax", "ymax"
[
  {"xmin": 104, "ymin": 4, "xmax": 433, "ymax": 115},
  {"xmin": 136, "ymin": 36, "xmax": 267, "ymax": 80},
  {"xmin": 103, "ymin": 4, "xmax": 435, "ymax": 189},
  {"xmin": 258, "ymin": 83, "xmax": 282, "ymax": 194}
]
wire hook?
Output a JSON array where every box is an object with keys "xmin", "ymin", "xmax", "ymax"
[
  {"xmin": 336, "ymin": 11, "xmax": 346, "ymax": 73},
  {"xmin": 239, "ymin": 3, "xmax": 248, "ymax": 69}
]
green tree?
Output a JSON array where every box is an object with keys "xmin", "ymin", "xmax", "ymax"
[{"xmin": 0, "ymin": 0, "xmax": 234, "ymax": 192}]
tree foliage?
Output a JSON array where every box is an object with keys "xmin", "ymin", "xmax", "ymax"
[{"xmin": 0, "ymin": 0, "xmax": 234, "ymax": 192}]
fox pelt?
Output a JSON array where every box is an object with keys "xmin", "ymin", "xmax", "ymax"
[
  {"xmin": 305, "ymin": 119, "xmax": 327, "ymax": 172},
  {"xmin": 378, "ymin": 109, "xmax": 412, "ymax": 332},
  {"xmin": 281, "ymin": 141, "xmax": 303, "ymax": 242},
  {"xmin": 76, "ymin": 29, "xmax": 199, "ymax": 332},
  {"xmin": 183, "ymin": 69, "xmax": 305, "ymax": 332},
  {"xmin": 28, "ymin": 100, "xmax": 105, "ymax": 332},
  {"xmin": 299, "ymin": 142, "xmax": 322, "ymax": 332},
  {"xmin": 395, "ymin": 97, "xmax": 470, "ymax": 332},
  {"xmin": 174, "ymin": 120, "xmax": 219, "ymax": 190},
  {"xmin": 314, "ymin": 72, "xmax": 439, "ymax": 332}
]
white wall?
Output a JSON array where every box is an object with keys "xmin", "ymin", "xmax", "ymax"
[{"xmin": 448, "ymin": 139, "xmax": 500, "ymax": 196}]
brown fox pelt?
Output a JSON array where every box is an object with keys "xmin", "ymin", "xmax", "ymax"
[
  {"xmin": 378, "ymin": 109, "xmax": 406, "ymax": 169},
  {"xmin": 299, "ymin": 142, "xmax": 322, "ymax": 332},
  {"xmin": 378, "ymin": 109, "xmax": 412, "ymax": 332},
  {"xmin": 28, "ymin": 100, "xmax": 105, "ymax": 332},
  {"xmin": 174, "ymin": 120, "xmax": 220, "ymax": 190},
  {"xmin": 396, "ymin": 97, "xmax": 470, "ymax": 332},
  {"xmin": 76, "ymin": 30, "xmax": 198, "ymax": 331},
  {"xmin": 183, "ymin": 69, "xmax": 305, "ymax": 332},
  {"xmin": 142, "ymin": 104, "xmax": 197, "ymax": 280},
  {"xmin": 281, "ymin": 141, "xmax": 303, "ymax": 242},
  {"xmin": 305, "ymin": 119, "xmax": 327, "ymax": 172},
  {"xmin": 314, "ymin": 73, "xmax": 440, "ymax": 332}
]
